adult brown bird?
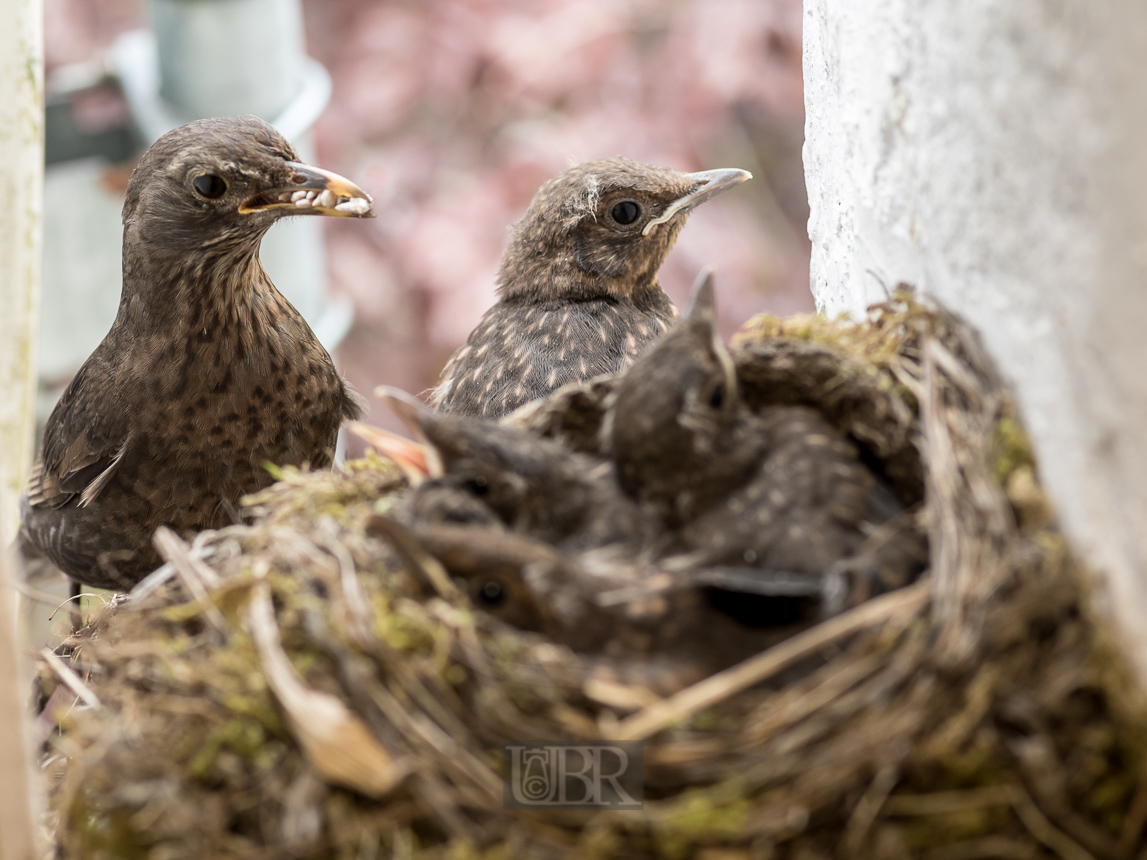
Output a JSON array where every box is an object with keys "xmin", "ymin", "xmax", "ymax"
[
  {"xmin": 20, "ymin": 115, "xmax": 372, "ymax": 591},
  {"xmin": 608, "ymin": 271, "xmax": 928, "ymax": 614},
  {"xmin": 431, "ymin": 157, "xmax": 751, "ymax": 418}
]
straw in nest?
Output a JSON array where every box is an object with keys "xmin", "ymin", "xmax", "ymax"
[{"xmin": 39, "ymin": 293, "xmax": 1147, "ymax": 859}]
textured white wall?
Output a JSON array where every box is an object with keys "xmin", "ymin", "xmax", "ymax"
[
  {"xmin": 804, "ymin": 2, "xmax": 1147, "ymax": 677},
  {"xmin": 0, "ymin": 1, "xmax": 43, "ymax": 852},
  {"xmin": 0, "ymin": 0, "xmax": 42, "ymax": 547}
]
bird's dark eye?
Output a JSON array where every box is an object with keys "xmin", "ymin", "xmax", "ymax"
[
  {"xmin": 610, "ymin": 200, "xmax": 642, "ymax": 225},
  {"xmin": 477, "ymin": 579, "xmax": 506, "ymax": 607},
  {"xmin": 464, "ymin": 475, "xmax": 489, "ymax": 496},
  {"xmin": 193, "ymin": 173, "xmax": 228, "ymax": 199},
  {"xmin": 708, "ymin": 383, "xmax": 724, "ymax": 409}
]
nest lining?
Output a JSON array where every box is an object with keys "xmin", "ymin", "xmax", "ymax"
[{"xmin": 40, "ymin": 294, "xmax": 1147, "ymax": 860}]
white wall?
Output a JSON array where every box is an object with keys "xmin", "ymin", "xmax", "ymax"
[
  {"xmin": 0, "ymin": 1, "xmax": 42, "ymax": 852},
  {"xmin": 804, "ymin": 2, "xmax": 1147, "ymax": 677},
  {"xmin": 0, "ymin": 0, "xmax": 42, "ymax": 546}
]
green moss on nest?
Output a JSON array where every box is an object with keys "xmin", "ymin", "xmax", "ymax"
[{"xmin": 654, "ymin": 781, "xmax": 751, "ymax": 857}]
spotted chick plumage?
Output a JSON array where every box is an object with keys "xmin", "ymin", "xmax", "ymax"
[{"xmin": 432, "ymin": 157, "xmax": 750, "ymax": 418}]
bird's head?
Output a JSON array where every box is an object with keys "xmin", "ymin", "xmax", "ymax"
[
  {"xmin": 122, "ymin": 115, "xmax": 373, "ymax": 259},
  {"xmin": 499, "ymin": 157, "xmax": 750, "ymax": 301},
  {"xmin": 608, "ymin": 269, "xmax": 749, "ymax": 518},
  {"xmin": 421, "ymin": 416, "xmax": 605, "ymax": 539},
  {"xmin": 366, "ymin": 386, "xmax": 597, "ymax": 539}
]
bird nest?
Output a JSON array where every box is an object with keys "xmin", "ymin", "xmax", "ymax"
[{"xmin": 43, "ymin": 294, "xmax": 1147, "ymax": 859}]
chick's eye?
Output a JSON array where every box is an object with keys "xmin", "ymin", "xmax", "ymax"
[
  {"xmin": 464, "ymin": 475, "xmax": 489, "ymax": 497},
  {"xmin": 708, "ymin": 383, "xmax": 724, "ymax": 409},
  {"xmin": 477, "ymin": 579, "xmax": 506, "ymax": 607},
  {"xmin": 610, "ymin": 200, "xmax": 642, "ymax": 225},
  {"xmin": 193, "ymin": 173, "xmax": 228, "ymax": 199}
]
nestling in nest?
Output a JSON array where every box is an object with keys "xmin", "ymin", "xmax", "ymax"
[
  {"xmin": 42, "ymin": 289, "xmax": 1147, "ymax": 859},
  {"xmin": 355, "ymin": 271, "xmax": 928, "ymax": 692}
]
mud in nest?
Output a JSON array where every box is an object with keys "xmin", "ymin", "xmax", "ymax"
[{"xmin": 42, "ymin": 294, "xmax": 1147, "ymax": 859}]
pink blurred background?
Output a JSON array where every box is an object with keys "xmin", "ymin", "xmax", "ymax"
[{"xmin": 45, "ymin": 0, "xmax": 812, "ymax": 448}]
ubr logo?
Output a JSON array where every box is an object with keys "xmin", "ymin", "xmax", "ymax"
[{"xmin": 504, "ymin": 741, "xmax": 644, "ymax": 809}]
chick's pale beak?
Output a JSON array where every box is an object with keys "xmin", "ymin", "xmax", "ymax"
[
  {"xmin": 373, "ymin": 385, "xmax": 445, "ymax": 478},
  {"xmin": 642, "ymin": 167, "xmax": 752, "ymax": 236},
  {"xmin": 685, "ymin": 267, "xmax": 738, "ymax": 410},
  {"xmin": 239, "ymin": 162, "xmax": 375, "ymax": 218},
  {"xmin": 348, "ymin": 421, "xmax": 434, "ymax": 485}
]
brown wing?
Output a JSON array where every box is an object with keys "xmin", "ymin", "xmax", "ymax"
[
  {"xmin": 25, "ymin": 359, "xmax": 130, "ymax": 510},
  {"xmin": 681, "ymin": 406, "xmax": 878, "ymax": 571}
]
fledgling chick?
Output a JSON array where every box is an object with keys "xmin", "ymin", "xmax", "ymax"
[
  {"xmin": 369, "ymin": 515, "xmax": 797, "ymax": 693},
  {"xmin": 360, "ymin": 385, "xmax": 829, "ymax": 685},
  {"xmin": 371, "ymin": 386, "xmax": 656, "ymax": 554},
  {"xmin": 608, "ymin": 271, "xmax": 928, "ymax": 610},
  {"xmin": 20, "ymin": 116, "xmax": 373, "ymax": 591},
  {"xmin": 432, "ymin": 158, "xmax": 751, "ymax": 418}
]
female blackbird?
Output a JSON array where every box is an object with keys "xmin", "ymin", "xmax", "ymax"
[
  {"xmin": 432, "ymin": 158, "xmax": 750, "ymax": 418},
  {"xmin": 20, "ymin": 116, "xmax": 372, "ymax": 590}
]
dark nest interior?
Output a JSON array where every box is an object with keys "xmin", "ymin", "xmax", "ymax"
[{"xmin": 39, "ymin": 294, "xmax": 1147, "ymax": 859}]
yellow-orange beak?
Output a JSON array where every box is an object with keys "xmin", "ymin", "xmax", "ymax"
[{"xmin": 240, "ymin": 162, "xmax": 375, "ymax": 218}]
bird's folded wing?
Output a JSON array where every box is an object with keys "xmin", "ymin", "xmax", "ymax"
[
  {"xmin": 691, "ymin": 567, "xmax": 828, "ymax": 597},
  {"xmin": 27, "ymin": 434, "xmax": 127, "ymax": 510},
  {"xmin": 596, "ymin": 565, "xmax": 829, "ymax": 606},
  {"xmin": 27, "ymin": 365, "xmax": 131, "ymax": 510}
]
